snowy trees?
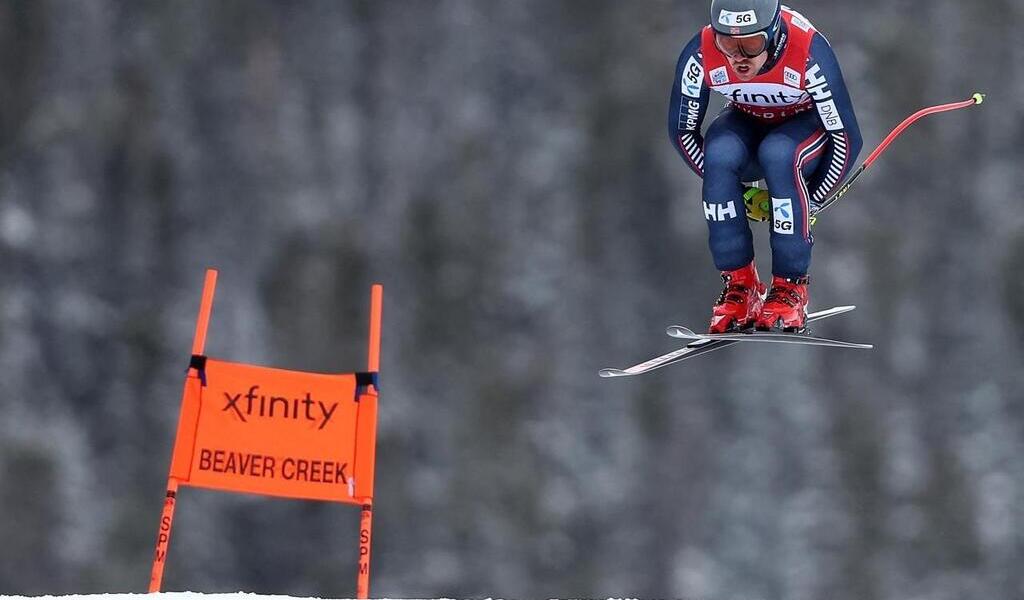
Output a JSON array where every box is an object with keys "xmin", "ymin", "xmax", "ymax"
[{"xmin": 0, "ymin": 1, "xmax": 1021, "ymax": 598}]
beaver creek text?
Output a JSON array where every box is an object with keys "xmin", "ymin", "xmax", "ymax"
[{"xmin": 198, "ymin": 448, "xmax": 348, "ymax": 484}]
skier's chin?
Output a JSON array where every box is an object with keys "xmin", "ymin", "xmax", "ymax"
[{"xmin": 731, "ymin": 62, "xmax": 756, "ymax": 81}]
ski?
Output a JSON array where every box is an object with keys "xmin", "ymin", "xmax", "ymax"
[
  {"xmin": 666, "ymin": 326, "xmax": 872, "ymax": 349},
  {"xmin": 598, "ymin": 336, "xmax": 735, "ymax": 378},
  {"xmin": 598, "ymin": 305, "xmax": 859, "ymax": 378}
]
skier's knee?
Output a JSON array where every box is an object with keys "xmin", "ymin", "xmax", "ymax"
[
  {"xmin": 757, "ymin": 135, "xmax": 798, "ymax": 173},
  {"xmin": 704, "ymin": 135, "xmax": 749, "ymax": 174}
]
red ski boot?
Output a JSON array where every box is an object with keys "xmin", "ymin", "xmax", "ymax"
[
  {"xmin": 755, "ymin": 275, "xmax": 810, "ymax": 332},
  {"xmin": 709, "ymin": 262, "xmax": 767, "ymax": 333}
]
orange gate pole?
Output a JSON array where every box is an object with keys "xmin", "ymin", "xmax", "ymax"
[
  {"xmin": 356, "ymin": 284, "xmax": 382, "ymax": 599},
  {"xmin": 357, "ymin": 503, "xmax": 374, "ymax": 599},
  {"xmin": 149, "ymin": 269, "xmax": 218, "ymax": 592}
]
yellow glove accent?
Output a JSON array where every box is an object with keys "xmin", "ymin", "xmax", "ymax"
[{"xmin": 743, "ymin": 187, "xmax": 771, "ymax": 223}]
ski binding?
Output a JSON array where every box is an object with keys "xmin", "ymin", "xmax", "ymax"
[{"xmin": 599, "ymin": 305, "xmax": 867, "ymax": 378}]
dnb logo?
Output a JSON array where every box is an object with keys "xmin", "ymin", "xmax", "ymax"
[{"xmin": 772, "ymin": 197, "xmax": 795, "ymax": 234}]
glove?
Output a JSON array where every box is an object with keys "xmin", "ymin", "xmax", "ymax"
[{"xmin": 743, "ymin": 187, "xmax": 771, "ymax": 222}]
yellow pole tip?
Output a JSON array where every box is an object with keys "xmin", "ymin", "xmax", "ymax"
[{"xmin": 972, "ymin": 92, "xmax": 985, "ymax": 104}]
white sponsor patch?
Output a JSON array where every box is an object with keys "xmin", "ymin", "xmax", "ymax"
[
  {"xmin": 681, "ymin": 56, "xmax": 704, "ymax": 98},
  {"xmin": 804, "ymin": 63, "xmax": 829, "ymax": 99},
  {"xmin": 710, "ymin": 66, "xmax": 729, "ymax": 86},
  {"xmin": 718, "ymin": 9, "xmax": 758, "ymax": 27},
  {"xmin": 815, "ymin": 98, "xmax": 845, "ymax": 130},
  {"xmin": 772, "ymin": 197, "xmax": 795, "ymax": 234},
  {"xmin": 784, "ymin": 67, "xmax": 802, "ymax": 88},
  {"xmin": 704, "ymin": 200, "xmax": 738, "ymax": 222},
  {"xmin": 785, "ymin": 8, "xmax": 813, "ymax": 31},
  {"xmin": 683, "ymin": 99, "xmax": 701, "ymax": 131}
]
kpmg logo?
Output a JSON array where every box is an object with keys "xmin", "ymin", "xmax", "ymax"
[
  {"xmin": 223, "ymin": 386, "xmax": 339, "ymax": 430},
  {"xmin": 683, "ymin": 99, "xmax": 701, "ymax": 131}
]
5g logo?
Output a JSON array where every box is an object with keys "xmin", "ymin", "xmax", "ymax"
[
  {"xmin": 772, "ymin": 198, "xmax": 795, "ymax": 234},
  {"xmin": 719, "ymin": 10, "xmax": 758, "ymax": 27},
  {"xmin": 681, "ymin": 56, "xmax": 704, "ymax": 98}
]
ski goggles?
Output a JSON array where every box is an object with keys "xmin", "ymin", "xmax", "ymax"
[{"xmin": 714, "ymin": 31, "xmax": 769, "ymax": 59}]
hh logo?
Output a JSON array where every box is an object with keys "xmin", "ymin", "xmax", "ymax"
[
  {"xmin": 805, "ymin": 64, "xmax": 845, "ymax": 131},
  {"xmin": 704, "ymin": 200, "xmax": 738, "ymax": 222},
  {"xmin": 772, "ymin": 197, "xmax": 795, "ymax": 234}
]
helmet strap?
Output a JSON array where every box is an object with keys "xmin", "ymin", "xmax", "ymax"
[{"xmin": 761, "ymin": 19, "xmax": 787, "ymax": 73}]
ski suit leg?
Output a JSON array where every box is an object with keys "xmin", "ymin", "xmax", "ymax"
[
  {"xmin": 756, "ymin": 111, "xmax": 826, "ymax": 278},
  {"xmin": 702, "ymin": 108, "xmax": 767, "ymax": 271}
]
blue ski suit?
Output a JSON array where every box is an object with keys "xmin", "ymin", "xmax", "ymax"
[{"xmin": 668, "ymin": 7, "xmax": 862, "ymax": 278}]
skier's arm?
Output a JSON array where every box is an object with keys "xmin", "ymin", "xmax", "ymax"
[
  {"xmin": 803, "ymin": 33, "xmax": 863, "ymax": 205},
  {"xmin": 668, "ymin": 33, "xmax": 711, "ymax": 178}
]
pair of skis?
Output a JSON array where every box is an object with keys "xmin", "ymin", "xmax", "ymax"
[
  {"xmin": 599, "ymin": 305, "xmax": 870, "ymax": 378},
  {"xmin": 599, "ymin": 93, "xmax": 985, "ymax": 378}
]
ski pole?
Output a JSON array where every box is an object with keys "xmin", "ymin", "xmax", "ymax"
[{"xmin": 809, "ymin": 92, "xmax": 985, "ymax": 224}]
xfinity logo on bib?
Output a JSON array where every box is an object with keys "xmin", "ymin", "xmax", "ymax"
[
  {"xmin": 772, "ymin": 198, "xmax": 794, "ymax": 234},
  {"xmin": 718, "ymin": 9, "xmax": 758, "ymax": 27},
  {"xmin": 681, "ymin": 56, "xmax": 704, "ymax": 98},
  {"xmin": 715, "ymin": 83, "xmax": 809, "ymax": 107}
]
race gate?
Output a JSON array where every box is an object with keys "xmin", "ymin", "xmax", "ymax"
[{"xmin": 149, "ymin": 269, "xmax": 382, "ymax": 598}]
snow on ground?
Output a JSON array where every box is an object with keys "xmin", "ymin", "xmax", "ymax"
[
  {"xmin": 0, "ymin": 596, "xmax": 329, "ymax": 600},
  {"xmin": 0, "ymin": 589, "xmax": 432, "ymax": 593}
]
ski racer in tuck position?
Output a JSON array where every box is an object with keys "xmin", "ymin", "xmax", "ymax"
[{"xmin": 669, "ymin": 0, "xmax": 862, "ymax": 333}]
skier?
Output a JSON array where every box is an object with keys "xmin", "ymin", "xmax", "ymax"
[{"xmin": 668, "ymin": 0, "xmax": 862, "ymax": 332}]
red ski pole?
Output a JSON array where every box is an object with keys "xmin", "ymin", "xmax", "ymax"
[{"xmin": 810, "ymin": 92, "xmax": 985, "ymax": 223}]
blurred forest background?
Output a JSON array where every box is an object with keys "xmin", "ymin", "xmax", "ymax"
[{"xmin": 0, "ymin": 1, "xmax": 1022, "ymax": 599}]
